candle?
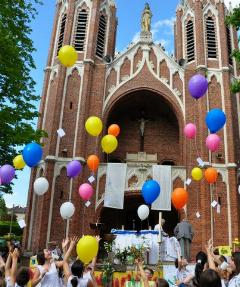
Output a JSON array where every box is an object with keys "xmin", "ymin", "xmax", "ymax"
[
  {"xmin": 122, "ymin": 225, "xmax": 124, "ymax": 230},
  {"xmin": 158, "ymin": 212, "xmax": 162, "ymax": 243}
]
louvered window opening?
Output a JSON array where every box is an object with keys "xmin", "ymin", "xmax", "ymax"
[
  {"xmin": 74, "ymin": 10, "xmax": 88, "ymax": 51},
  {"xmin": 226, "ymin": 26, "xmax": 233, "ymax": 65},
  {"xmin": 206, "ymin": 17, "xmax": 217, "ymax": 59},
  {"xmin": 96, "ymin": 15, "xmax": 106, "ymax": 58},
  {"xmin": 186, "ymin": 20, "xmax": 195, "ymax": 62},
  {"xmin": 57, "ymin": 14, "xmax": 67, "ymax": 53}
]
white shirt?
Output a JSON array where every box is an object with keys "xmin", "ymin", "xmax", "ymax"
[
  {"xmin": 37, "ymin": 262, "xmax": 62, "ymax": 287},
  {"xmin": 228, "ymin": 274, "xmax": 240, "ymax": 287},
  {"xmin": 5, "ymin": 277, "xmax": 24, "ymax": 287},
  {"xmin": 67, "ymin": 276, "xmax": 89, "ymax": 287},
  {"xmin": 176, "ymin": 267, "xmax": 192, "ymax": 282}
]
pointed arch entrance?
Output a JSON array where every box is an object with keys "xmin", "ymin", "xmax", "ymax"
[{"xmin": 99, "ymin": 193, "xmax": 179, "ymax": 236}]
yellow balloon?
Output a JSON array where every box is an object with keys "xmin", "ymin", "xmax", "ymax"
[
  {"xmin": 13, "ymin": 155, "xmax": 26, "ymax": 170},
  {"xmin": 85, "ymin": 116, "xmax": 103, "ymax": 137},
  {"xmin": 76, "ymin": 236, "xmax": 99, "ymax": 264},
  {"xmin": 191, "ymin": 167, "xmax": 203, "ymax": 181},
  {"xmin": 58, "ymin": 45, "xmax": 78, "ymax": 67},
  {"xmin": 101, "ymin": 135, "xmax": 118, "ymax": 154}
]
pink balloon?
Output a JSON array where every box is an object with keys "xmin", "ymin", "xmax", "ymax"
[
  {"xmin": 184, "ymin": 123, "xmax": 196, "ymax": 139},
  {"xmin": 206, "ymin": 134, "xmax": 221, "ymax": 152},
  {"xmin": 79, "ymin": 183, "xmax": 94, "ymax": 201}
]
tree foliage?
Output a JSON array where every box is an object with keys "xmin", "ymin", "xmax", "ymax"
[
  {"xmin": 0, "ymin": 196, "xmax": 7, "ymax": 217},
  {"xmin": 226, "ymin": 5, "xmax": 240, "ymax": 93},
  {"xmin": 0, "ymin": 0, "xmax": 46, "ymax": 193}
]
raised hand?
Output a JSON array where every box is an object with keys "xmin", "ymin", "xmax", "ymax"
[
  {"xmin": 95, "ymin": 236, "xmax": 101, "ymax": 242},
  {"xmin": 70, "ymin": 236, "xmax": 79, "ymax": 246},
  {"xmin": 62, "ymin": 238, "xmax": 69, "ymax": 250},
  {"xmin": 12, "ymin": 248, "xmax": 20, "ymax": 259}
]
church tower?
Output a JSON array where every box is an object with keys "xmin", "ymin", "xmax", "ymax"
[
  {"xmin": 24, "ymin": 0, "xmax": 240, "ymax": 255},
  {"xmin": 174, "ymin": 0, "xmax": 240, "ymax": 254},
  {"xmin": 24, "ymin": 0, "xmax": 117, "ymax": 251}
]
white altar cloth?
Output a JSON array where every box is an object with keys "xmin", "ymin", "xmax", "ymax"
[{"xmin": 111, "ymin": 230, "xmax": 181, "ymax": 264}]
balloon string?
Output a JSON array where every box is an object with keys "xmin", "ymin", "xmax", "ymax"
[
  {"xmin": 194, "ymin": 100, "xmax": 200, "ymax": 158},
  {"xmin": 82, "ymin": 205, "xmax": 86, "ymax": 235}
]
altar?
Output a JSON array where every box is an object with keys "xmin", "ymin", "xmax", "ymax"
[{"xmin": 111, "ymin": 230, "xmax": 181, "ymax": 264}]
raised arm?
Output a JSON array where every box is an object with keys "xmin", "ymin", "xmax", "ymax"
[
  {"xmin": 63, "ymin": 237, "xmax": 78, "ymax": 280},
  {"xmin": 206, "ymin": 239, "xmax": 216, "ymax": 270},
  {"xmin": 10, "ymin": 249, "xmax": 20, "ymax": 285},
  {"xmin": 136, "ymin": 260, "xmax": 150, "ymax": 287},
  {"xmin": 5, "ymin": 252, "xmax": 12, "ymax": 279}
]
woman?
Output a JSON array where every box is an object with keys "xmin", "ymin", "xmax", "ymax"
[
  {"xmin": 199, "ymin": 269, "xmax": 221, "ymax": 287},
  {"xmin": 31, "ymin": 248, "xmax": 63, "ymax": 287},
  {"xmin": 63, "ymin": 237, "xmax": 94, "ymax": 287},
  {"xmin": 228, "ymin": 252, "xmax": 240, "ymax": 287},
  {"xmin": 192, "ymin": 251, "xmax": 208, "ymax": 286}
]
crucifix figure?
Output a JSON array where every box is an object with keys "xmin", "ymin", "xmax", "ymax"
[{"xmin": 137, "ymin": 110, "xmax": 150, "ymax": 152}]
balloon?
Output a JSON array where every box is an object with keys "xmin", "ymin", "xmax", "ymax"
[
  {"xmin": 108, "ymin": 124, "xmax": 120, "ymax": 137},
  {"xmin": 137, "ymin": 205, "xmax": 150, "ymax": 221},
  {"xmin": 13, "ymin": 155, "xmax": 25, "ymax": 169},
  {"xmin": 191, "ymin": 167, "xmax": 203, "ymax": 181},
  {"xmin": 58, "ymin": 45, "xmax": 77, "ymax": 67},
  {"xmin": 206, "ymin": 109, "xmax": 226, "ymax": 133},
  {"xmin": 79, "ymin": 183, "xmax": 94, "ymax": 201},
  {"xmin": 0, "ymin": 165, "xmax": 15, "ymax": 184},
  {"xmin": 101, "ymin": 135, "xmax": 118, "ymax": 154},
  {"xmin": 22, "ymin": 143, "xmax": 43, "ymax": 167},
  {"xmin": 188, "ymin": 74, "xmax": 208, "ymax": 99},
  {"xmin": 184, "ymin": 123, "xmax": 196, "ymax": 139},
  {"xmin": 34, "ymin": 177, "xmax": 49, "ymax": 196},
  {"xmin": 67, "ymin": 160, "xmax": 82, "ymax": 178},
  {"xmin": 76, "ymin": 235, "xmax": 99, "ymax": 264},
  {"xmin": 85, "ymin": 116, "xmax": 103, "ymax": 137},
  {"xmin": 206, "ymin": 134, "xmax": 221, "ymax": 152},
  {"xmin": 205, "ymin": 167, "xmax": 218, "ymax": 184},
  {"xmin": 60, "ymin": 202, "xmax": 75, "ymax": 219},
  {"xmin": 141, "ymin": 180, "xmax": 161, "ymax": 204},
  {"xmin": 87, "ymin": 155, "xmax": 99, "ymax": 172},
  {"xmin": 172, "ymin": 188, "xmax": 188, "ymax": 209}
]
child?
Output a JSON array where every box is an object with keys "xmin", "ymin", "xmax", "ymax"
[{"xmin": 175, "ymin": 250, "xmax": 194, "ymax": 286}]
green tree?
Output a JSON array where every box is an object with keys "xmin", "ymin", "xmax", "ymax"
[
  {"xmin": 226, "ymin": 4, "xmax": 240, "ymax": 93},
  {"xmin": 0, "ymin": 0, "xmax": 46, "ymax": 193},
  {"xmin": 0, "ymin": 196, "xmax": 7, "ymax": 217}
]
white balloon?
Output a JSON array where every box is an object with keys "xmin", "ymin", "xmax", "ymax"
[
  {"xmin": 137, "ymin": 204, "xmax": 150, "ymax": 221},
  {"xmin": 34, "ymin": 177, "xmax": 49, "ymax": 196},
  {"xmin": 60, "ymin": 202, "xmax": 75, "ymax": 219}
]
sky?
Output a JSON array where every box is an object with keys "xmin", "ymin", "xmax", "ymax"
[{"xmin": 3, "ymin": 0, "xmax": 238, "ymax": 207}]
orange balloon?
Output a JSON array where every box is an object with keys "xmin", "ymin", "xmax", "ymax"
[
  {"xmin": 108, "ymin": 124, "xmax": 120, "ymax": 137},
  {"xmin": 172, "ymin": 188, "xmax": 189, "ymax": 210},
  {"xmin": 87, "ymin": 155, "xmax": 99, "ymax": 172},
  {"xmin": 205, "ymin": 167, "xmax": 218, "ymax": 184}
]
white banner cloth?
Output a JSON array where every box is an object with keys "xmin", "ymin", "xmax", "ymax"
[
  {"xmin": 151, "ymin": 165, "xmax": 172, "ymax": 211},
  {"xmin": 104, "ymin": 163, "xmax": 127, "ymax": 209}
]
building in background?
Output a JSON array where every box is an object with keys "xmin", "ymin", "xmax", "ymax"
[{"xmin": 23, "ymin": 0, "xmax": 239, "ymax": 257}]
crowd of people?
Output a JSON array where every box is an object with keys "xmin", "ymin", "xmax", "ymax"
[{"xmin": 0, "ymin": 237, "xmax": 240, "ymax": 287}]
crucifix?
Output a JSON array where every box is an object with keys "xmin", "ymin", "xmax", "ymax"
[{"xmin": 137, "ymin": 110, "xmax": 151, "ymax": 152}]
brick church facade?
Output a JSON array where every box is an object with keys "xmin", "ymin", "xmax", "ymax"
[{"xmin": 23, "ymin": 0, "xmax": 240, "ymax": 258}]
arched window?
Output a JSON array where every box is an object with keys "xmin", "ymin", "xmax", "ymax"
[
  {"xmin": 73, "ymin": 9, "xmax": 88, "ymax": 51},
  {"xmin": 57, "ymin": 13, "xmax": 67, "ymax": 53},
  {"xmin": 206, "ymin": 16, "xmax": 217, "ymax": 58},
  {"xmin": 226, "ymin": 25, "xmax": 233, "ymax": 65},
  {"xmin": 96, "ymin": 14, "xmax": 107, "ymax": 58},
  {"xmin": 186, "ymin": 19, "xmax": 195, "ymax": 62}
]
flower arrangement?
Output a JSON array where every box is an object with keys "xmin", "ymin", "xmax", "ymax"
[
  {"xmin": 102, "ymin": 261, "xmax": 115, "ymax": 286},
  {"xmin": 114, "ymin": 244, "xmax": 148, "ymax": 265}
]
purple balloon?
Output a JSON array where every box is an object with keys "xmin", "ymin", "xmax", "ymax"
[
  {"xmin": 0, "ymin": 164, "xmax": 15, "ymax": 184},
  {"xmin": 188, "ymin": 74, "xmax": 208, "ymax": 99},
  {"xmin": 67, "ymin": 160, "xmax": 82, "ymax": 178}
]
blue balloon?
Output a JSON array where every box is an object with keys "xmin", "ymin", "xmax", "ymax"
[
  {"xmin": 141, "ymin": 180, "xmax": 161, "ymax": 204},
  {"xmin": 205, "ymin": 109, "xmax": 226, "ymax": 133},
  {"xmin": 22, "ymin": 143, "xmax": 43, "ymax": 167}
]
